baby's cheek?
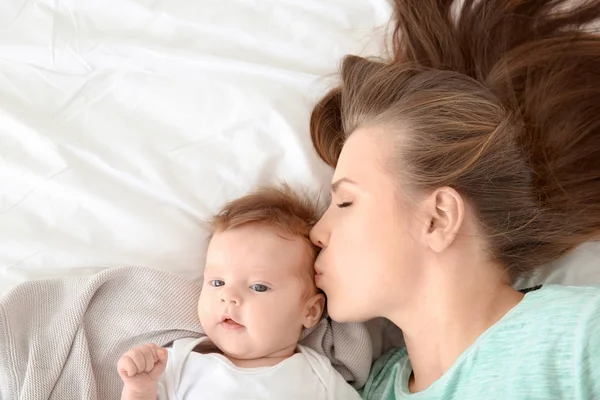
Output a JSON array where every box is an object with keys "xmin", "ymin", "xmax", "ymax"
[{"xmin": 197, "ymin": 296, "xmax": 212, "ymax": 320}]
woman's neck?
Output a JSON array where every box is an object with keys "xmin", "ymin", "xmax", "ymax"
[{"xmin": 388, "ymin": 258, "xmax": 524, "ymax": 393}]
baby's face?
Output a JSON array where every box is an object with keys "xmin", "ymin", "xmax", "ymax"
[{"xmin": 198, "ymin": 224, "xmax": 322, "ymax": 361}]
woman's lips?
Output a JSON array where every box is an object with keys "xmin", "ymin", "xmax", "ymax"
[{"xmin": 315, "ymin": 273, "xmax": 323, "ymax": 285}]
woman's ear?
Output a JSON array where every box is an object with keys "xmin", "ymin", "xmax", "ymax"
[
  {"xmin": 303, "ymin": 292, "xmax": 325, "ymax": 329},
  {"xmin": 420, "ymin": 186, "xmax": 464, "ymax": 253}
]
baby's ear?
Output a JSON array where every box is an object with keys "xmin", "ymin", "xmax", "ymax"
[{"xmin": 302, "ymin": 293, "xmax": 325, "ymax": 329}]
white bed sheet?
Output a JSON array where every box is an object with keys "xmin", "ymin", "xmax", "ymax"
[
  {"xmin": 0, "ymin": 0, "xmax": 598, "ymax": 300},
  {"xmin": 0, "ymin": 0, "xmax": 391, "ymax": 294}
]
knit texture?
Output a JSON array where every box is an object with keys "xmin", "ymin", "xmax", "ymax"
[{"xmin": 0, "ymin": 266, "xmax": 372, "ymax": 399}]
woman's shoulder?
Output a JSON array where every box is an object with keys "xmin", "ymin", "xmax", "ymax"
[
  {"xmin": 531, "ymin": 283, "xmax": 600, "ymax": 299},
  {"xmin": 529, "ymin": 285, "xmax": 600, "ymax": 397},
  {"xmin": 505, "ymin": 284, "xmax": 600, "ymax": 342},
  {"xmin": 500, "ymin": 285, "xmax": 600, "ymax": 380},
  {"xmin": 523, "ymin": 284, "xmax": 600, "ymax": 315}
]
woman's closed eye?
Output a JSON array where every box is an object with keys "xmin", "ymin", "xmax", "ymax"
[
  {"xmin": 250, "ymin": 284, "xmax": 269, "ymax": 292},
  {"xmin": 336, "ymin": 201, "xmax": 353, "ymax": 208},
  {"xmin": 209, "ymin": 279, "xmax": 225, "ymax": 287}
]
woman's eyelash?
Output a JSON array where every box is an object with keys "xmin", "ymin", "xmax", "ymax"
[{"xmin": 336, "ymin": 201, "xmax": 352, "ymax": 208}]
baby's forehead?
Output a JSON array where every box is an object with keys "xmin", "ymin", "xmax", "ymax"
[
  {"xmin": 205, "ymin": 255, "xmax": 312, "ymax": 276},
  {"xmin": 209, "ymin": 224, "xmax": 315, "ymax": 258},
  {"xmin": 206, "ymin": 225, "xmax": 315, "ymax": 279}
]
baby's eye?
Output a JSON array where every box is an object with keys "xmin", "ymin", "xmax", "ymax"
[
  {"xmin": 250, "ymin": 284, "xmax": 269, "ymax": 292},
  {"xmin": 210, "ymin": 280, "xmax": 225, "ymax": 287}
]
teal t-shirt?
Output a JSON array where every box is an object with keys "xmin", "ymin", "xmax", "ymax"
[{"xmin": 361, "ymin": 285, "xmax": 600, "ymax": 400}]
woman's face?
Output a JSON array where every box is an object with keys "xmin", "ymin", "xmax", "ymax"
[{"xmin": 310, "ymin": 127, "xmax": 428, "ymax": 323}]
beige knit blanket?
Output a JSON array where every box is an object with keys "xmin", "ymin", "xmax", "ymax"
[{"xmin": 0, "ymin": 266, "xmax": 372, "ymax": 399}]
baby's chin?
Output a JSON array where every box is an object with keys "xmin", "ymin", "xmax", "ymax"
[
  {"xmin": 213, "ymin": 340, "xmax": 262, "ymax": 360},
  {"xmin": 204, "ymin": 328, "xmax": 248, "ymax": 351}
]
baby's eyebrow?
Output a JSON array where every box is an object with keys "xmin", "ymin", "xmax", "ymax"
[{"xmin": 202, "ymin": 266, "xmax": 222, "ymax": 275}]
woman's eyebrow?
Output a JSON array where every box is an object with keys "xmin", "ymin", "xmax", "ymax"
[{"xmin": 331, "ymin": 177, "xmax": 357, "ymax": 193}]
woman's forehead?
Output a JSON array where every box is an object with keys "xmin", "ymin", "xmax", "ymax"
[{"xmin": 334, "ymin": 127, "xmax": 393, "ymax": 184}]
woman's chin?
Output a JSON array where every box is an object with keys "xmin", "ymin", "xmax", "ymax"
[{"xmin": 326, "ymin": 301, "xmax": 363, "ymax": 323}]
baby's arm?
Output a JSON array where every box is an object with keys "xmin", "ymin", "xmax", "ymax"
[{"xmin": 118, "ymin": 343, "xmax": 168, "ymax": 400}]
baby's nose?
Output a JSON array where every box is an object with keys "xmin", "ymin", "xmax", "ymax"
[{"xmin": 221, "ymin": 291, "xmax": 241, "ymax": 305}]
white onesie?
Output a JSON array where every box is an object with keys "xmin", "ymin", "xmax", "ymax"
[{"xmin": 158, "ymin": 337, "xmax": 362, "ymax": 400}]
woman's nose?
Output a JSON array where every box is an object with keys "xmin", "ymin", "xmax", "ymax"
[{"xmin": 310, "ymin": 219, "xmax": 328, "ymax": 248}]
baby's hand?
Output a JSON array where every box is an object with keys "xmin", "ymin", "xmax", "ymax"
[{"xmin": 118, "ymin": 343, "xmax": 168, "ymax": 394}]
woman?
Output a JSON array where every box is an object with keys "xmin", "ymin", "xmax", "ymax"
[{"xmin": 309, "ymin": 0, "xmax": 600, "ymax": 398}]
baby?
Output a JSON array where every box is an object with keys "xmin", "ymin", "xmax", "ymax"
[{"xmin": 118, "ymin": 185, "xmax": 361, "ymax": 399}]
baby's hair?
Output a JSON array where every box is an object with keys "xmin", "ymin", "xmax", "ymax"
[
  {"xmin": 209, "ymin": 183, "xmax": 319, "ymax": 240},
  {"xmin": 208, "ymin": 183, "xmax": 321, "ymax": 293}
]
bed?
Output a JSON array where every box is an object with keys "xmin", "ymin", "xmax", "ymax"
[{"xmin": 1, "ymin": 0, "xmax": 599, "ymax": 347}]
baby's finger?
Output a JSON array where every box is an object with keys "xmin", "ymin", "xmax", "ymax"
[
  {"xmin": 126, "ymin": 348, "xmax": 147, "ymax": 373},
  {"xmin": 149, "ymin": 348, "xmax": 169, "ymax": 380},
  {"xmin": 145, "ymin": 343, "xmax": 160, "ymax": 362},
  {"xmin": 140, "ymin": 344, "xmax": 156, "ymax": 373},
  {"xmin": 118, "ymin": 355, "xmax": 139, "ymax": 378},
  {"xmin": 157, "ymin": 347, "xmax": 168, "ymax": 363}
]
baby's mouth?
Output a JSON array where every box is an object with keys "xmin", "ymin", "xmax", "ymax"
[{"xmin": 221, "ymin": 316, "xmax": 245, "ymax": 330}]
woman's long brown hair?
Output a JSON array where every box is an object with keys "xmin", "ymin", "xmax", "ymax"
[{"xmin": 310, "ymin": 0, "xmax": 600, "ymax": 278}]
